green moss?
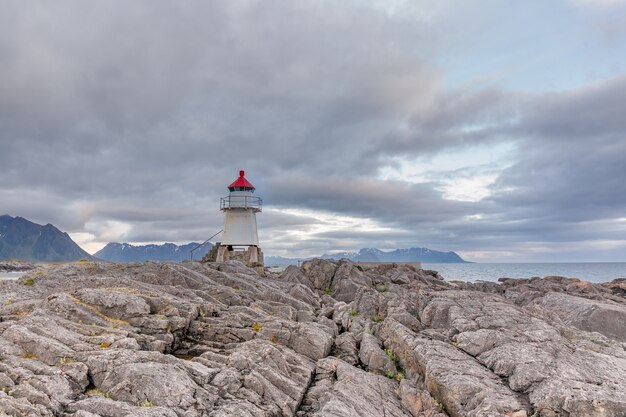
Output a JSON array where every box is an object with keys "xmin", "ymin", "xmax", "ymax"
[{"xmin": 384, "ymin": 348, "xmax": 398, "ymax": 362}]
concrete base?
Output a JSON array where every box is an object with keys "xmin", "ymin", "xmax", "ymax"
[{"xmin": 202, "ymin": 243, "xmax": 264, "ymax": 267}]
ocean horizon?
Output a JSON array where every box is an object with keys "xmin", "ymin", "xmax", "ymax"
[{"xmin": 423, "ymin": 262, "xmax": 626, "ymax": 283}]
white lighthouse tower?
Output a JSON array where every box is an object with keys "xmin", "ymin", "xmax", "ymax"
[{"xmin": 214, "ymin": 170, "xmax": 264, "ymax": 266}]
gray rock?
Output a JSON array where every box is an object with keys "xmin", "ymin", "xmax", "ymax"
[
  {"xmin": 359, "ymin": 333, "xmax": 396, "ymax": 375},
  {"xmin": 298, "ymin": 357, "xmax": 413, "ymax": 417},
  {"xmin": 2, "ymin": 260, "xmax": 625, "ymax": 417},
  {"xmin": 536, "ymin": 291, "xmax": 626, "ymax": 342}
]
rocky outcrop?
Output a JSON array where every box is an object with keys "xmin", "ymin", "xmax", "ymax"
[
  {"xmin": 0, "ymin": 260, "xmax": 35, "ymax": 272},
  {"xmin": 0, "ymin": 259, "xmax": 625, "ymax": 416}
]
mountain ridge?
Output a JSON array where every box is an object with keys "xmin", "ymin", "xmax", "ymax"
[
  {"xmin": 266, "ymin": 247, "xmax": 468, "ymax": 266},
  {"xmin": 95, "ymin": 241, "xmax": 213, "ymax": 262},
  {"xmin": 0, "ymin": 214, "xmax": 94, "ymax": 262}
]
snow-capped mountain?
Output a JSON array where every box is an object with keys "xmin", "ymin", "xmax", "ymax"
[
  {"xmin": 95, "ymin": 242, "xmax": 212, "ymax": 263},
  {"xmin": 320, "ymin": 247, "xmax": 467, "ymax": 263}
]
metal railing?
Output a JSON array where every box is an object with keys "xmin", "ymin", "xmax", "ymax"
[
  {"xmin": 190, "ymin": 230, "xmax": 223, "ymax": 261},
  {"xmin": 220, "ymin": 195, "xmax": 262, "ymax": 211}
]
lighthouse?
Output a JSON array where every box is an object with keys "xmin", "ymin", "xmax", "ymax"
[{"xmin": 213, "ymin": 170, "xmax": 264, "ymax": 266}]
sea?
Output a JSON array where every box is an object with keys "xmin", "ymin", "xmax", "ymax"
[
  {"xmin": 0, "ymin": 271, "xmax": 26, "ymax": 280},
  {"xmin": 2, "ymin": 263, "xmax": 626, "ymax": 283},
  {"xmin": 422, "ymin": 262, "xmax": 626, "ymax": 283}
]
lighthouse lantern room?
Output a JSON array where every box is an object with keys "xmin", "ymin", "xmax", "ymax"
[{"xmin": 211, "ymin": 170, "xmax": 264, "ymax": 266}]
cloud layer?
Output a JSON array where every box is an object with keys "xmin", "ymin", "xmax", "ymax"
[{"xmin": 1, "ymin": 0, "xmax": 625, "ymax": 261}]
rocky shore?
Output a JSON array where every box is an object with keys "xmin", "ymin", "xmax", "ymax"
[
  {"xmin": 0, "ymin": 260, "xmax": 36, "ymax": 273},
  {"xmin": 0, "ymin": 259, "xmax": 625, "ymax": 417}
]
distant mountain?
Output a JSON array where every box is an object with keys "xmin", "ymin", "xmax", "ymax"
[
  {"xmin": 0, "ymin": 215, "xmax": 94, "ymax": 262},
  {"xmin": 265, "ymin": 247, "xmax": 468, "ymax": 266},
  {"xmin": 320, "ymin": 247, "xmax": 468, "ymax": 263},
  {"xmin": 95, "ymin": 242, "xmax": 213, "ymax": 263}
]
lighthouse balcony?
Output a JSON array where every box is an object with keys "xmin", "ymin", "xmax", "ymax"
[{"xmin": 220, "ymin": 195, "xmax": 262, "ymax": 211}]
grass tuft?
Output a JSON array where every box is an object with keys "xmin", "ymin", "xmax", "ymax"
[
  {"xmin": 20, "ymin": 352, "xmax": 37, "ymax": 360},
  {"xmin": 384, "ymin": 348, "xmax": 398, "ymax": 362},
  {"xmin": 251, "ymin": 322, "xmax": 262, "ymax": 332},
  {"xmin": 59, "ymin": 357, "xmax": 74, "ymax": 365},
  {"xmin": 86, "ymin": 389, "xmax": 111, "ymax": 399},
  {"xmin": 433, "ymin": 396, "xmax": 446, "ymax": 412}
]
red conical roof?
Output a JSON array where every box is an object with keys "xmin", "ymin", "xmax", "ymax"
[{"xmin": 227, "ymin": 170, "xmax": 255, "ymax": 190}]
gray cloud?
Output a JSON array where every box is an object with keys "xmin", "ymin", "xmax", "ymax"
[{"xmin": 1, "ymin": 1, "xmax": 625, "ymax": 261}]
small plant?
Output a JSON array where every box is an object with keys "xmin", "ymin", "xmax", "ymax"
[
  {"xmin": 78, "ymin": 258, "xmax": 89, "ymax": 262},
  {"xmin": 197, "ymin": 305, "xmax": 205, "ymax": 318},
  {"xmin": 5, "ymin": 298, "xmax": 14, "ymax": 305},
  {"xmin": 155, "ymin": 314, "xmax": 167, "ymax": 320},
  {"xmin": 23, "ymin": 278, "xmax": 35, "ymax": 286},
  {"xmin": 394, "ymin": 371, "xmax": 405, "ymax": 381},
  {"xmin": 433, "ymin": 396, "xmax": 445, "ymax": 412},
  {"xmin": 99, "ymin": 342, "xmax": 111, "ymax": 349},
  {"xmin": 377, "ymin": 285, "xmax": 386, "ymax": 293},
  {"xmin": 21, "ymin": 352, "xmax": 37, "ymax": 360},
  {"xmin": 385, "ymin": 348, "xmax": 398, "ymax": 362},
  {"xmin": 59, "ymin": 357, "xmax": 74, "ymax": 365},
  {"xmin": 349, "ymin": 307, "xmax": 359, "ymax": 317},
  {"xmin": 268, "ymin": 335, "xmax": 277, "ymax": 344},
  {"xmin": 323, "ymin": 287, "xmax": 332, "ymax": 295},
  {"xmin": 385, "ymin": 370, "xmax": 396, "ymax": 379},
  {"xmin": 251, "ymin": 322, "xmax": 262, "ymax": 332},
  {"xmin": 372, "ymin": 315, "xmax": 383, "ymax": 323},
  {"xmin": 138, "ymin": 400, "xmax": 155, "ymax": 407},
  {"xmin": 451, "ymin": 340, "xmax": 458, "ymax": 348},
  {"xmin": 86, "ymin": 389, "xmax": 111, "ymax": 399}
]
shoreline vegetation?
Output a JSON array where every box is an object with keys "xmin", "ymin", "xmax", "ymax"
[{"xmin": 0, "ymin": 258, "xmax": 625, "ymax": 416}]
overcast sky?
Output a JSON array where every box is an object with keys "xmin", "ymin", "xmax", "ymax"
[{"xmin": 2, "ymin": 0, "xmax": 626, "ymax": 262}]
